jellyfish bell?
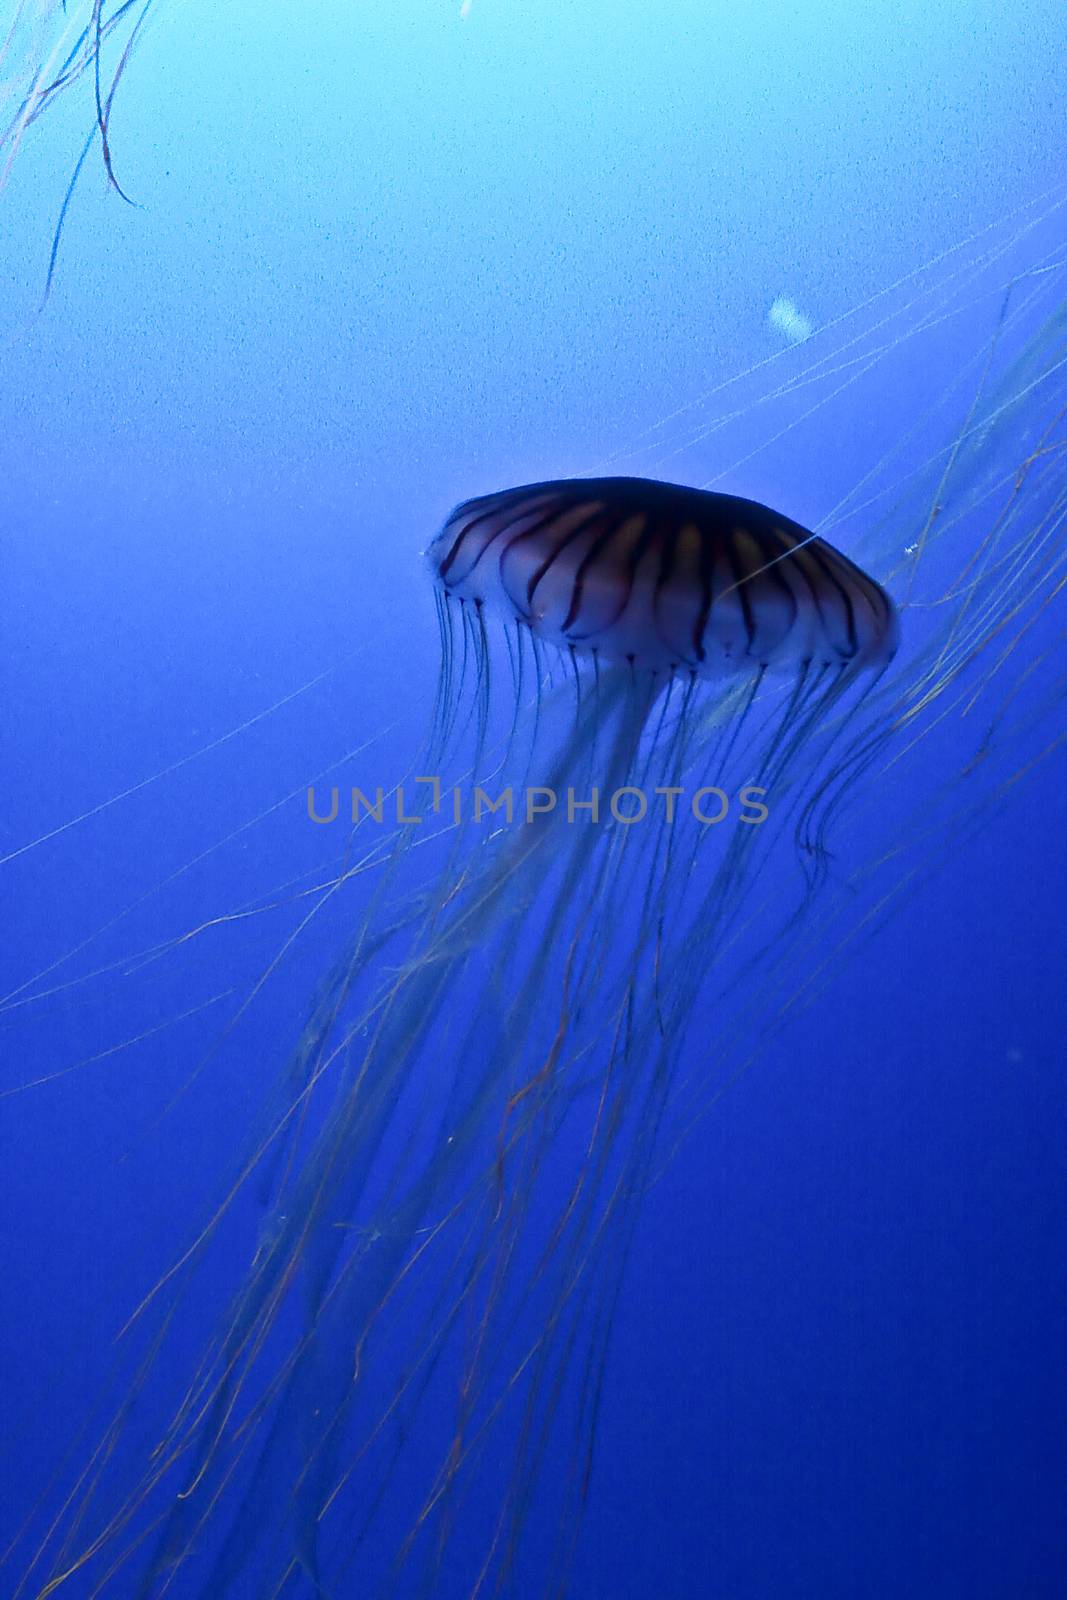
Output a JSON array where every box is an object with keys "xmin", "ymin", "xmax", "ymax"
[{"xmin": 429, "ymin": 476, "xmax": 898, "ymax": 679}]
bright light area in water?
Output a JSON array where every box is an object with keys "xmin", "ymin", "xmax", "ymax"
[{"xmin": 767, "ymin": 294, "xmax": 814, "ymax": 343}]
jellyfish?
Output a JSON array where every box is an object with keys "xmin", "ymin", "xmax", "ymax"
[
  {"xmin": 5, "ymin": 187, "xmax": 1067, "ymax": 1599},
  {"xmin": 14, "ymin": 482, "xmax": 894, "ymax": 1597}
]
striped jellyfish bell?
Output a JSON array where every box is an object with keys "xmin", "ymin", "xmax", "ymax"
[{"xmin": 427, "ymin": 476, "xmax": 898, "ymax": 678}]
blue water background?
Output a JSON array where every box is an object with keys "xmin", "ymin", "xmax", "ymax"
[{"xmin": 2, "ymin": 3, "xmax": 1066, "ymax": 1594}]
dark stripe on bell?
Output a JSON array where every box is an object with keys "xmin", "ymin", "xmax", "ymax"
[
  {"xmin": 561, "ymin": 511, "xmax": 652, "ymax": 636},
  {"xmin": 807, "ymin": 543, "xmax": 858, "ymax": 657},
  {"xmin": 522, "ymin": 504, "xmax": 608, "ymax": 610},
  {"xmin": 761, "ymin": 530, "xmax": 801, "ymax": 643},
  {"xmin": 693, "ymin": 526, "xmax": 717, "ymax": 662},
  {"xmin": 724, "ymin": 532, "xmax": 758, "ymax": 655}
]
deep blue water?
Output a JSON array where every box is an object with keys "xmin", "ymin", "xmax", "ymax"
[{"xmin": 2, "ymin": 4, "xmax": 1066, "ymax": 1597}]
